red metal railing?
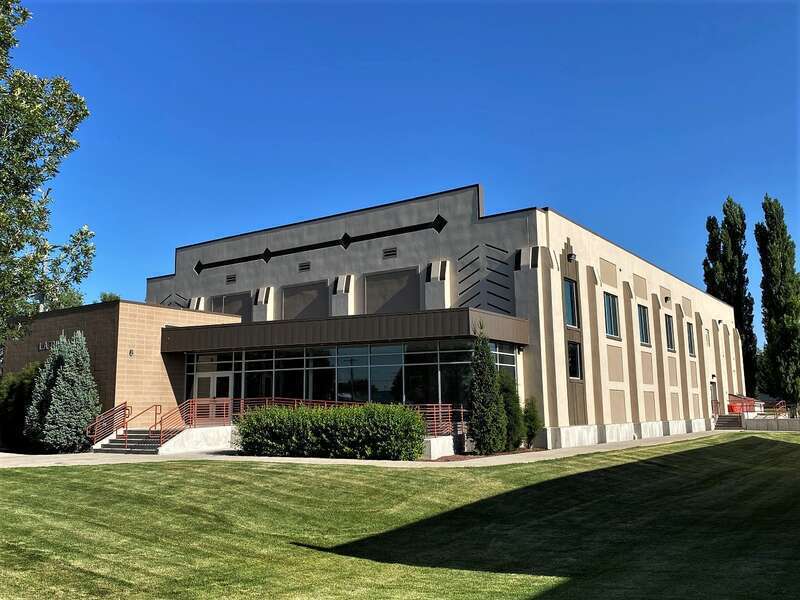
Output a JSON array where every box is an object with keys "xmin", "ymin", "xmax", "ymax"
[
  {"xmin": 150, "ymin": 397, "xmax": 470, "ymax": 447},
  {"xmin": 123, "ymin": 404, "xmax": 161, "ymax": 449},
  {"xmin": 728, "ymin": 394, "xmax": 756, "ymax": 414},
  {"xmin": 85, "ymin": 403, "xmax": 129, "ymax": 445}
]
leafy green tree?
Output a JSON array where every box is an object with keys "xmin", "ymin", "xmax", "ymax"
[
  {"xmin": 0, "ymin": 0, "xmax": 94, "ymax": 345},
  {"xmin": 467, "ymin": 328, "xmax": 506, "ymax": 455},
  {"xmin": 754, "ymin": 195, "xmax": 800, "ymax": 404},
  {"xmin": 0, "ymin": 360, "xmax": 38, "ymax": 449},
  {"xmin": 702, "ymin": 198, "xmax": 758, "ymax": 395},
  {"xmin": 523, "ymin": 397, "xmax": 542, "ymax": 448},
  {"xmin": 24, "ymin": 331, "xmax": 100, "ymax": 452},
  {"xmin": 98, "ymin": 292, "xmax": 120, "ymax": 303},
  {"xmin": 498, "ymin": 369, "xmax": 524, "ymax": 451}
]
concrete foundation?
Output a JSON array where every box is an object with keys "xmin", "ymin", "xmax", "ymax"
[
  {"xmin": 688, "ymin": 418, "xmax": 707, "ymax": 433},
  {"xmin": 598, "ymin": 423, "xmax": 637, "ymax": 444},
  {"xmin": 424, "ymin": 435, "xmax": 455, "ymax": 460},
  {"xmin": 159, "ymin": 426, "xmax": 234, "ymax": 455},
  {"xmin": 635, "ymin": 421, "xmax": 665, "ymax": 439},
  {"xmin": 664, "ymin": 420, "xmax": 688, "ymax": 435},
  {"xmin": 547, "ymin": 425, "xmax": 599, "ymax": 449}
]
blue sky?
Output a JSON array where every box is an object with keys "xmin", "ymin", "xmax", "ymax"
[{"xmin": 15, "ymin": 1, "xmax": 798, "ymax": 343}]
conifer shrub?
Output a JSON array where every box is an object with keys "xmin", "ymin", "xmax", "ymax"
[
  {"xmin": 24, "ymin": 331, "xmax": 101, "ymax": 452},
  {"xmin": 467, "ymin": 328, "xmax": 507, "ymax": 455}
]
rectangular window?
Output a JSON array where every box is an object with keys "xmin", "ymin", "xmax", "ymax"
[
  {"xmin": 567, "ymin": 341, "xmax": 583, "ymax": 379},
  {"xmin": 563, "ymin": 278, "xmax": 579, "ymax": 328},
  {"xmin": 604, "ymin": 292, "xmax": 620, "ymax": 338},
  {"xmin": 637, "ymin": 304, "xmax": 651, "ymax": 345},
  {"xmin": 687, "ymin": 322, "xmax": 696, "ymax": 357},
  {"xmin": 705, "ymin": 328, "xmax": 711, "ymax": 347},
  {"xmin": 665, "ymin": 314, "xmax": 676, "ymax": 352}
]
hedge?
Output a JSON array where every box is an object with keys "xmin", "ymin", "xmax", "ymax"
[{"xmin": 236, "ymin": 404, "xmax": 426, "ymax": 460}]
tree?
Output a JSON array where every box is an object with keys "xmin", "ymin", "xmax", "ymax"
[
  {"xmin": 24, "ymin": 331, "xmax": 100, "ymax": 452},
  {"xmin": 98, "ymin": 292, "xmax": 120, "ymax": 303},
  {"xmin": 754, "ymin": 195, "xmax": 800, "ymax": 405},
  {"xmin": 702, "ymin": 198, "xmax": 758, "ymax": 395},
  {"xmin": 497, "ymin": 369, "xmax": 524, "ymax": 451},
  {"xmin": 523, "ymin": 397, "xmax": 542, "ymax": 448},
  {"xmin": 467, "ymin": 328, "xmax": 506, "ymax": 455},
  {"xmin": 0, "ymin": 360, "xmax": 38, "ymax": 449},
  {"xmin": 0, "ymin": 0, "xmax": 95, "ymax": 346}
]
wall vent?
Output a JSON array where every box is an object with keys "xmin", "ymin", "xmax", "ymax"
[
  {"xmin": 225, "ymin": 273, "xmax": 236, "ymax": 285},
  {"xmin": 383, "ymin": 247, "xmax": 398, "ymax": 260},
  {"xmin": 298, "ymin": 261, "xmax": 311, "ymax": 272}
]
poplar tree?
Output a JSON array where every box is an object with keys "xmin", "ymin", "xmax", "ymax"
[
  {"xmin": 702, "ymin": 198, "xmax": 758, "ymax": 395},
  {"xmin": 754, "ymin": 195, "xmax": 800, "ymax": 404}
]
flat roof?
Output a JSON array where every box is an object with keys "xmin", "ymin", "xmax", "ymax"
[{"xmin": 161, "ymin": 307, "xmax": 529, "ymax": 353}]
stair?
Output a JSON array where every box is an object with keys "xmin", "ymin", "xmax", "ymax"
[
  {"xmin": 94, "ymin": 429, "xmax": 161, "ymax": 454},
  {"xmin": 714, "ymin": 414, "xmax": 742, "ymax": 431}
]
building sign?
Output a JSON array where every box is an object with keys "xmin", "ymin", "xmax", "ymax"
[{"xmin": 38, "ymin": 340, "xmax": 56, "ymax": 352}]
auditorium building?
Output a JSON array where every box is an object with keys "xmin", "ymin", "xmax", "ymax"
[{"xmin": 3, "ymin": 184, "xmax": 746, "ymax": 450}]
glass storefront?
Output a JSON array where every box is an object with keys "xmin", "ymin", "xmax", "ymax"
[{"xmin": 185, "ymin": 339, "xmax": 518, "ymax": 406}]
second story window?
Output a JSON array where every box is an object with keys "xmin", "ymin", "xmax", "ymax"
[
  {"xmin": 604, "ymin": 292, "xmax": 620, "ymax": 338},
  {"xmin": 638, "ymin": 304, "xmax": 651, "ymax": 345},
  {"xmin": 665, "ymin": 314, "xmax": 676, "ymax": 352},
  {"xmin": 687, "ymin": 322, "xmax": 696, "ymax": 357},
  {"xmin": 563, "ymin": 278, "xmax": 579, "ymax": 328}
]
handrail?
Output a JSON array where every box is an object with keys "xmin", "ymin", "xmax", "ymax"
[
  {"xmin": 123, "ymin": 404, "xmax": 161, "ymax": 449},
  {"xmin": 85, "ymin": 403, "xmax": 129, "ymax": 445}
]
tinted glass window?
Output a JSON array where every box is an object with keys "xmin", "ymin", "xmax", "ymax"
[
  {"xmin": 305, "ymin": 368, "xmax": 336, "ymax": 401},
  {"xmin": 337, "ymin": 367, "xmax": 369, "ymax": 403},
  {"xmin": 563, "ymin": 278, "xmax": 579, "ymax": 327},
  {"xmin": 245, "ymin": 371, "xmax": 272, "ymax": 398},
  {"xmin": 638, "ymin": 304, "xmax": 651, "ymax": 345},
  {"xmin": 404, "ymin": 364, "xmax": 438, "ymax": 404},
  {"xmin": 567, "ymin": 341, "xmax": 582, "ymax": 379},
  {"xmin": 665, "ymin": 314, "xmax": 675, "ymax": 351},
  {"xmin": 275, "ymin": 370, "xmax": 303, "ymax": 398},
  {"xmin": 440, "ymin": 363, "xmax": 470, "ymax": 407},
  {"xmin": 604, "ymin": 292, "xmax": 620, "ymax": 337},
  {"xmin": 687, "ymin": 323, "xmax": 696, "ymax": 356},
  {"xmin": 370, "ymin": 365, "xmax": 403, "ymax": 403}
]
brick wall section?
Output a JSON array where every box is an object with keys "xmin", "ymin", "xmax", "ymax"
[
  {"xmin": 4, "ymin": 303, "xmax": 121, "ymax": 410},
  {"xmin": 114, "ymin": 302, "xmax": 239, "ymax": 425}
]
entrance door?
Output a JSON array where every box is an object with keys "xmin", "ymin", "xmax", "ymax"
[
  {"xmin": 710, "ymin": 381, "xmax": 719, "ymax": 417},
  {"xmin": 194, "ymin": 373, "xmax": 233, "ymax": 399}
]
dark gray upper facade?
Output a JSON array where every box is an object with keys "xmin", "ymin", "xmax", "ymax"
[{"xmin": 146, "ymin": 184, "xmax": 539, "ymax": 322}]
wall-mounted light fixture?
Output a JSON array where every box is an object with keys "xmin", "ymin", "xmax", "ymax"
[
  {"xmin": 567, "ymin": 252, "xmax": 577, "ymax": 263},
  {"xmin": 711, "ymin": 374, "xmax": 716, "ymax": 380},
  {"xmin": 717, "ymin": 319, "xmax": 723, "ymax": 325},
  {"xmin": 128, "ymin": 349, "xmax": 135, "ymax": 358},
  {"xmin": 664, "ymin": 295, "xmax": 671, "ymax": 303}
]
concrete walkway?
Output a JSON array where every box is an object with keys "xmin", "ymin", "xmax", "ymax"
[{"xmin": 0, "ymin": 430, "xmax": 734, "ymax": 470}]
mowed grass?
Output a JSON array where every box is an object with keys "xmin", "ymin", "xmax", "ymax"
[{"xmin": 0, "ymin": 433, "xmax": 798, "ymax": 599}]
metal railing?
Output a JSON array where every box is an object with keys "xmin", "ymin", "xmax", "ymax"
[
  {"xmin": 150, "ymin": 397, "xmax": 470, "ymax": 446},
  {"xmin": 85, "ymin": 403, "xmax": 129, "ymax": 445},
  {"xmin": 728, "ymin": 394, "xmax": 756, "ymax": 414},
  {"xmin": 123, "ymin": 404, "xmax": 161, "ymax": 449}
]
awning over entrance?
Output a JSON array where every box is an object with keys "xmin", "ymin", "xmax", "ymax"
[{"xmin": 161, "ymin": 307, "xmax": 529, "ymax": 353}]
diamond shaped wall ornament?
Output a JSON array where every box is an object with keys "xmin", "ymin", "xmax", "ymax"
[
  {"xmin": 340, "ymin": 233, "xmax": 351, "ymax": 249},
  {"xmin": 432, "ymin": 214, "xmax": 448, "ymax": 233}
]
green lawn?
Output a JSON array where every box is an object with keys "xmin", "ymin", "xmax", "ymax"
[{"xmin": 0, "ymin": 433, "xmax": 797, "ymax": 599}]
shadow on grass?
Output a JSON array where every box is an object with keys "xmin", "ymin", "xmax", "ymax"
[{"xmin": 301, "ymin": 435, "xmax": 799, "ymax": 599}]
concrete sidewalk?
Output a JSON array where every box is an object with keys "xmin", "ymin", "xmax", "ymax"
[{"xmin": 0, "ymin": 430, "xmax": 734, "ymax": 470}]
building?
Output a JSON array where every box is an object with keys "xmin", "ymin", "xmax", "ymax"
[{"xmin": 4, "ymin": 184, "xmax": 746, "ymax": 451}]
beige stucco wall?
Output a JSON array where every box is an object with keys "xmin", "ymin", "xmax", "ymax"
[
  {"xmin": 520, "ymin": 208, "xmax": 744, "ymax": 443},
  {"xmin": 114, "ymin": 302, "xmax": 239, "ymax": 425}
]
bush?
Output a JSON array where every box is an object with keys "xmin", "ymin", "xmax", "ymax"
[
  {"xmin": 236, "ymin": 403, "xmax": 426, "ymax": 460},
  {"xmin": 498, "ymin": 370, "xmax": 524, "ymax": 451},
  {"xmin": 0, "ymin": 362, "xmax": 40, "ymax": 450},
  {"xmin": 24, "ymin": 331, "xmax": 101, "ymax": 453},
  {"xmin": 467, "ymin": 328, "xmax": 507, "ymax": 455},
  {"xmin": 523, "ymin": 397, "xmax": 542, "ymax": 448}
]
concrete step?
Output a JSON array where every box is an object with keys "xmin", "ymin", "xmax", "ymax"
[{"xmin": 94, "ymin": 448, "xmax": 159, "ymax": 455}]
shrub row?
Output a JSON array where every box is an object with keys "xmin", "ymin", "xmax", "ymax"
[{"xmin": 236, "ymin": 403, "xmax": 426, "ymax": 460}]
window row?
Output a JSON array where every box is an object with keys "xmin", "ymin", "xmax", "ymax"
[{"xmin": 185, "ymin": 340, "xmax": 517, "ymax": 406}]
